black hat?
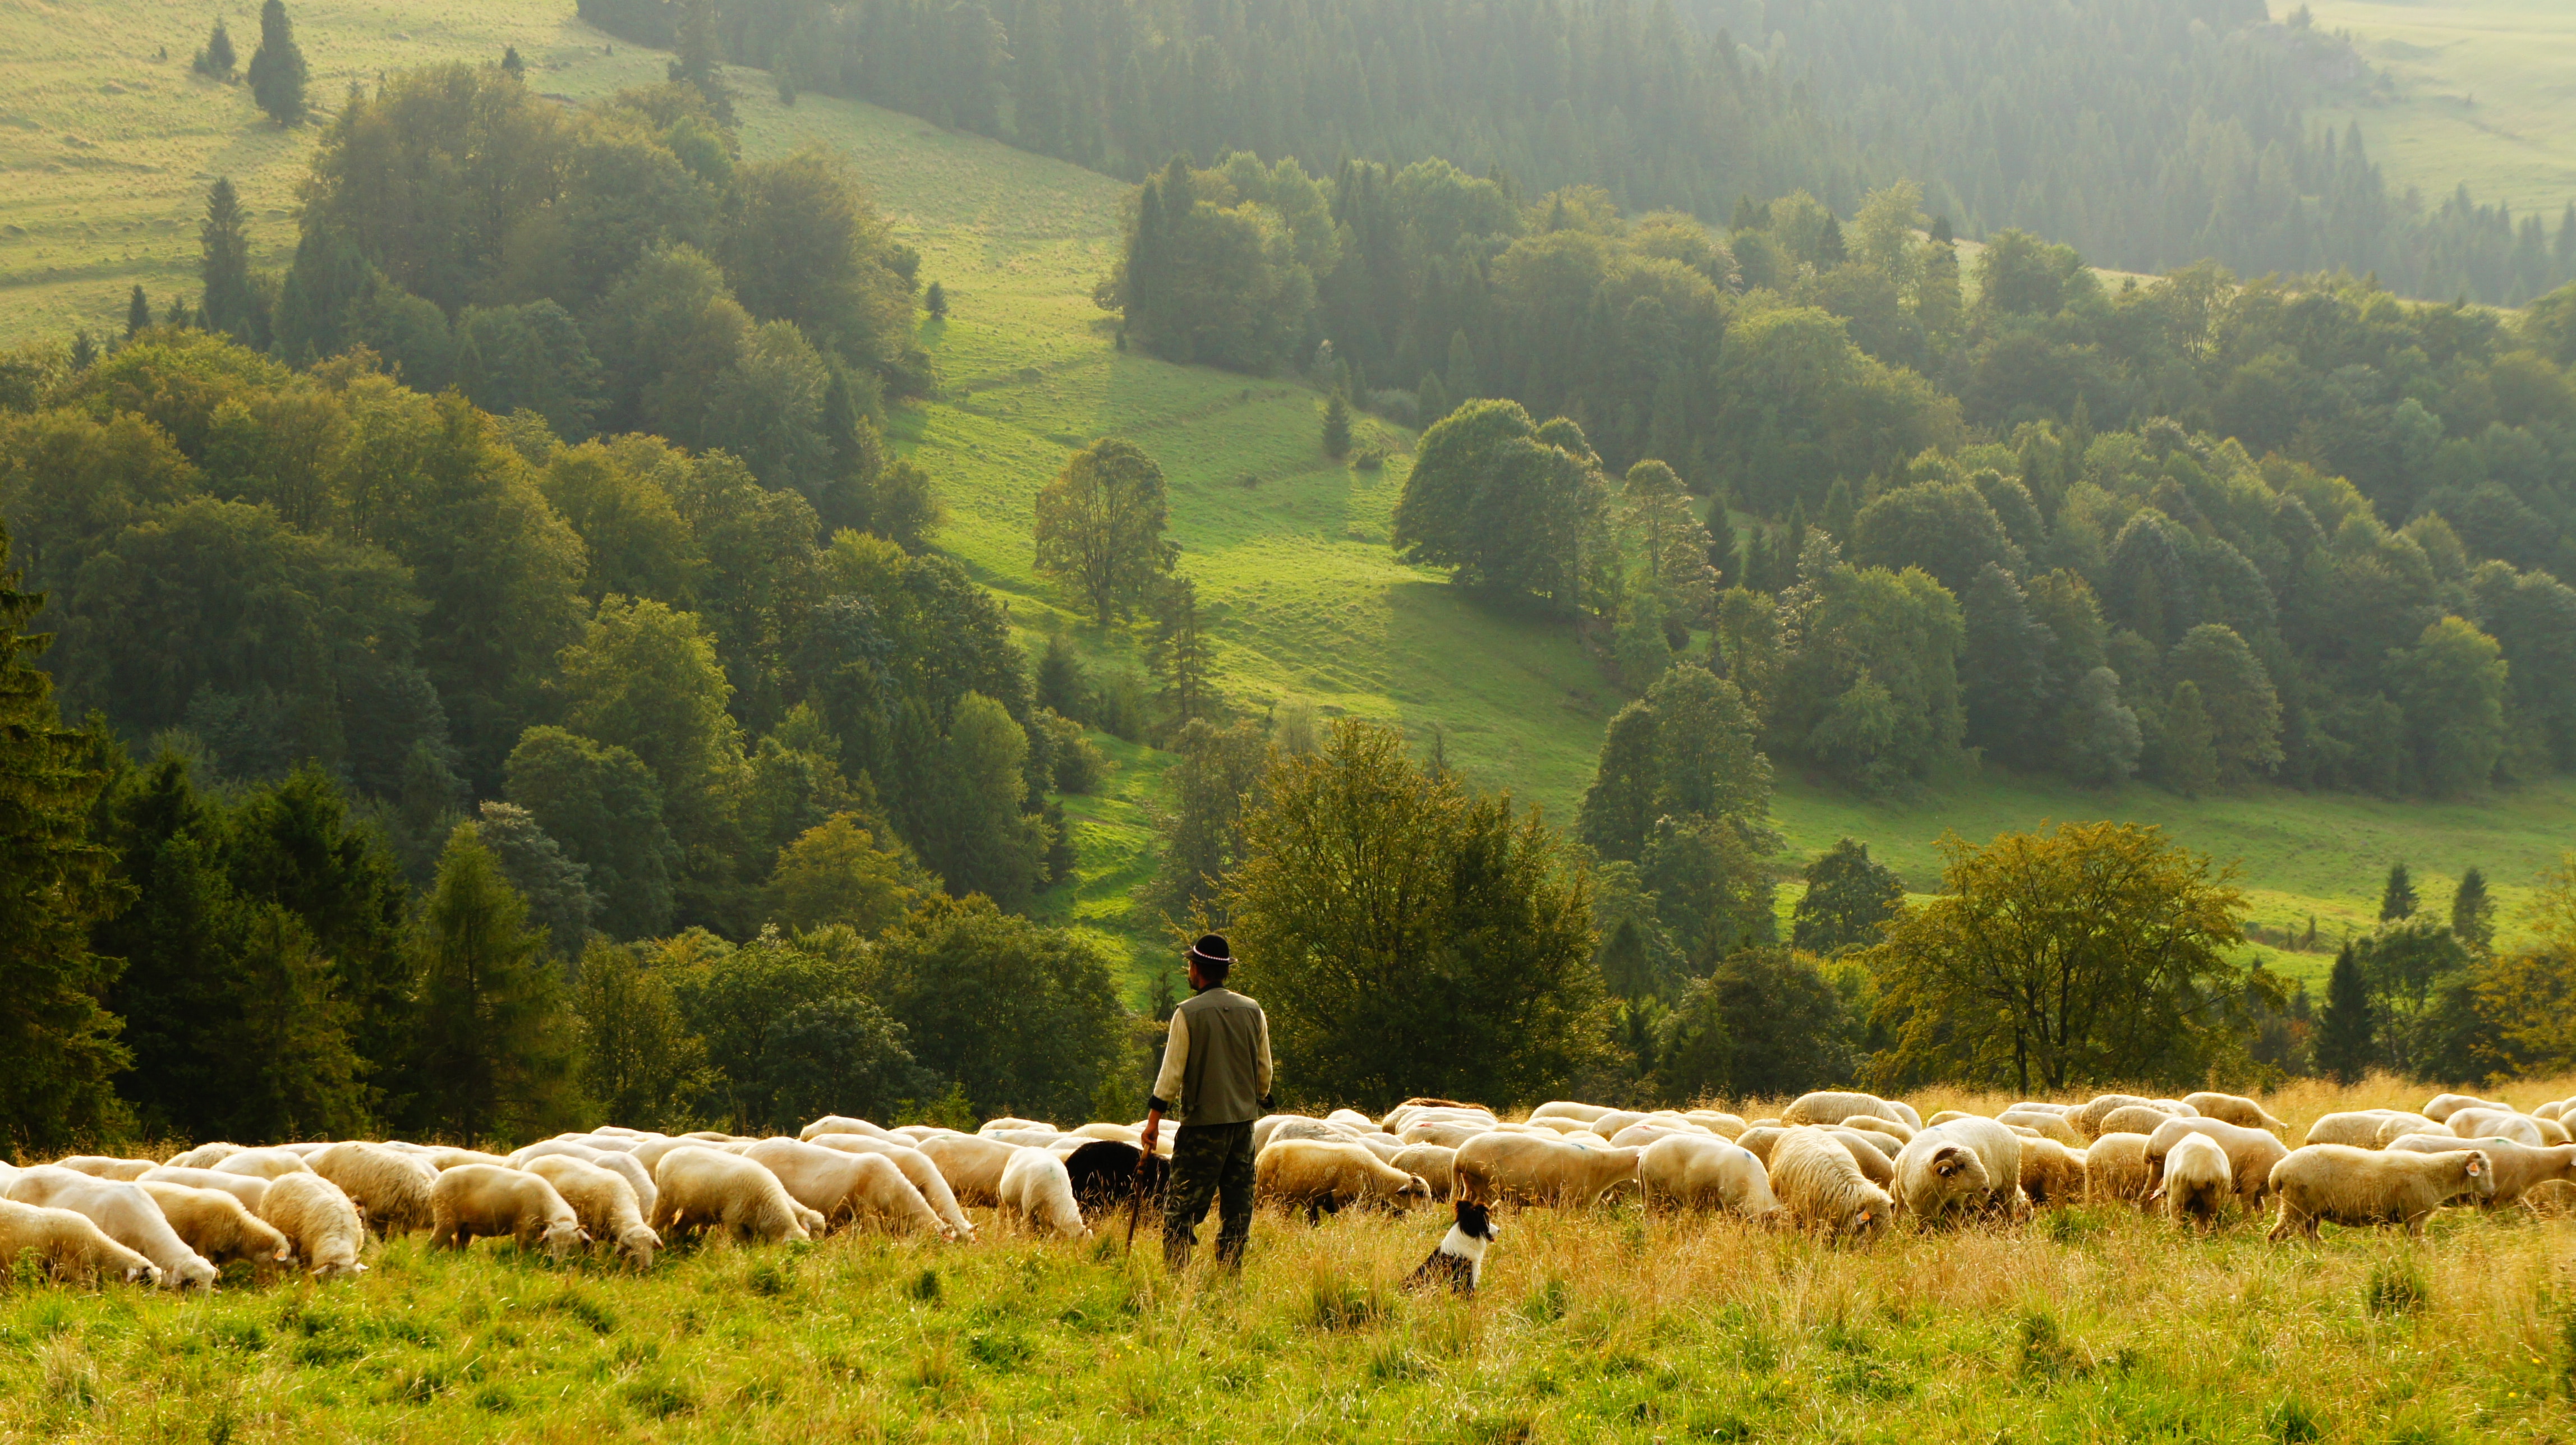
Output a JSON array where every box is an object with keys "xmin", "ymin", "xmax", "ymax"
[{"xmin": 1189, "ymin": 934, "xmax": 1232, "ymax": 973}]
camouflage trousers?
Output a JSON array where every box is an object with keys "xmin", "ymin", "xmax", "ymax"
[{"xmin": 1162, "ymin": 1121, "xmax": 1255, "ymax": 1271}]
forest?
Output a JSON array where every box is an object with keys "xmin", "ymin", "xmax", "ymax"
[{"xmin": 577, "ymin": 0, "xmax": 2576, "ymax": 304}]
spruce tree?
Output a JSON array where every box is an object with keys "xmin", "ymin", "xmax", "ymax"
[
  {"xmin": 1820, "ymin": 476, "xmax": 1857, "ymax": 541},
  {"xmin": 1704, "ymin": 485, "xmax": 1738, "ymax": 588},
  {"xmin": 2315, "ymin": 941, "xmax": 2375, "ymax": 1084},
  {"xmin": 500, "ymin": 45, "xmax": 526, "ymax": 81},
  {"xmin": 2157, "ymin": 679, "xmax": 2218, "ymax": 797},
  {"xmin": 1416, "ymin": 369, "xmax": 1448, "ymax": 427},
  {"xmin": 163, "ymin": 293, "xmax": 192, "ymax": 328},
  {"xmin": 0, "ymin": 520, "xmax": 133, "ymax": 1156},
  {"xmin": 199, "ymin": 177, "xmax": 256, "ymax": 342},
  {"xmin": 125, "ymin": 284, "xmax": 151, "ymax": 337},
  {"xmin": 925, "ymin": 280, "xmax": 949, "ymax": 319},
  {"xmin": 2379, "ymin": 861, "xmax": 2416, "ymax": 921},
  {"xmin": 411, "ymin": 821, "xmax": 581, "ymax": 1141},
  {"xmin": 68, "ymin": 328, "xmax": 95, "ymax": 371},
  {"xmin": 1322, "ymin": 389, "xmax": 1352, "ymax": 458},
  {"xmin": 1446, "ymin": 329, "xmax": 1480, "ymax": 402},
  {"xmin": 668, "ymin": 0, "xmax": 730, "ymax": 120},
  {"xmin": 2450, "ymin": 866, "xmax": 2495, "ymax": 951},
  {"xmin": 194, "ymin": 19, "xmax": 236, "ymax": 78},
  {"xmin": 246, "ymin": 0, "xmax": 309, "ymax": 125}
]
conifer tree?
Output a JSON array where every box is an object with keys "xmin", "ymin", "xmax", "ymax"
[
  {"xmin": 1704, "ymin": 484, "xmax": 1739, "ymax": 588},
  {"xmin": 2379, "ymin": 861, "xmax": 2416, "ymax": 921},
  {"xmin": 1322, "ymin": 389, "xmax": 1352, "ymax": 458},
  {"xmin": 1446, "ymin": 329, "xmax": 1480, "ymax": 402},
  {"xmin": 925, "ymin": 280, "xmax": 949, "ymax": 319},
  {"xmin": 2157, "ymin": 679, "xmax": 2218, "ymax": 798},
  {"xmin": 1149, "ymin": 576, "xmax": 1212, "ymax": 728},
  {"xmin": 199, "ymin": 178, "xmax": 257, "ymax": 342},
  {"xmin": 2449, "ymin": 866, "xmax": 2494, "ymax": 951},
  {"xmin": 0, "ymin": 521, "xmax": 132, "ymax": 1156},
  {"xmin": 68, "ymin": 328, "xmax": 95, "ymax": 371},
  {"xmin": 2315, "ymin": 942, "xmax": 2375, "ymax": 1084},
  {"xmin": 194, "ymin": 19, "xmax": 236, "ymax": 78},
  {"xmin": 1820, "ymin": 476, "xmax": 1857, "ymax": 541},
  {"xmin": 125, "ymin": 284, "xmax": 151, "ymax": 338},
  {"xmin": 411, "ymin": 821, "xmax": 581, "ymax": 1140},
  {"xmin": 1920, "ymin": 215, "xmax": 1963, "ymax": 337},
  {"xmin": 667, "ymin": 0, "xmax": 730, "ymax": 121},
  {"xmin": 1416, "ymin": 369, "xmax": 1449, "ymax": 427},
  {"xmin": 246, "ymin": 0, "xmax": 309, "ymax": 125},
  {"xmin": 501, "ymin": 45, "xmax": 526, "ymax": 81}
]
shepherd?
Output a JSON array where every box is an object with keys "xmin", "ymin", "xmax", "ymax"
[{"xmin": 1138, "ymin": 934, "xmax": 1274, "ymax": 1272}]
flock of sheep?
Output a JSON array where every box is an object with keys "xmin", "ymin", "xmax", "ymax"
[{"xmin": 1, "ymin": 1086, "xmax": 2566, "ymax": 1290}]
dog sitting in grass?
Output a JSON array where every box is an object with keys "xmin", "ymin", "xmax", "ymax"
[{"xmin": 1405, "ymin": 1198, "xmax": 1499, "ymax": 1296}]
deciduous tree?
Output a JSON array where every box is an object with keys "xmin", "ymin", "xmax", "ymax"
[{"xmin": 1033, "ymin": 437, "xmax": 1175, "ymax": 624}]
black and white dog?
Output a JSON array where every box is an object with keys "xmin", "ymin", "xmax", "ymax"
[{"xmin": 1405, "ymin": 1198, "xmax": 1499, "ymax": 1296}]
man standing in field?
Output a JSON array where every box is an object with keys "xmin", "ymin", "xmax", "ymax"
[{"xmin": 1139, "ymin": 935, "xmax": 1273, "ymax": 1271}]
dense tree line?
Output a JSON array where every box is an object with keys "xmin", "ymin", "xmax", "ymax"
[{"xmin": 578, "ymin": 0, "xmax": 2569, "ymax": 304}]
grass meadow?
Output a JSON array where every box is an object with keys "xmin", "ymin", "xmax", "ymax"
[
  {"xmin": 2307, "ymin": 0, "xmax": 2576, "ymax": 218},
  {"xmin": 8, "ymin": 1075, "xmax": 2576, "ymax": 1443},
  {"xmin": 3, "ymin": 3, "xmax": 2574, "ymax": 997}
]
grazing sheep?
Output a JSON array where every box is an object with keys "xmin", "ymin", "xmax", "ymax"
[
  {"xmin": 424, "ymin": 1147, "xmax": 517, "ymax": 1172},
  {"xmin": 1734, "ymin": 1126, "xmax": 1789, "ymax": 1166},
  {"xmin": 2266, "ymin": 1144, "xmax": 2495, "ymax": 1240},
  {"xmin": 1823, "ymin": 1129, "xmax": 1898, "ymax": 1188},
  {"xmin": 136, "ymin": 1182, "xmax": 294, "ymax": 1276},
  {"xmin": 1768, "ymin": 1126, "xmax": 1891, "ymax": 1239},
  {"xmin": 2006, "ymin": 1101, "xmax": 2073, "ymax": 1116},
  {"xmin": 1398, "ymin": 1120, "xmax": 1493, "ymax": 1151},
  {"xmin": 0, "ymin": 1199, "xmax": 160, "ymax": 1286},
  {"xmin": 1529, "ymin": 1101, "xmax": 1613, "ymax": 1124},
  {"xmin": 2157, "ymin": 1134, "xmax": 2233, "ymax": 1228},
  {"xmin": 1607, "ymin": 1121, "xmax": 1705, "ymax": 1150},
  {"xmin": 916, "ymin": 1134, "xmax": 1022, "ymax": 1207},
  {"xmin": 2421, "ymin": 1093, "xmax": 2506, "ymax": 1125},
  {"xmin": 742, "ymin": 1138, "xmax": 950, "ymax": 1239},
  {"xmin": 510, "ymin": 1140, "xmax": 659, "ymax": 1220},
  {"xmin": 519, "ymin": 1157, "xmax": 659, "ymax": 1267},
  {"xmin": 430, "ymin": 1165, "xmax": 587, "ymax": 1263},
  {"xmin": 2181, "ymin": 1092, "xmax": 2289, "ymax": 1134},
  {"xmin": 1069, "ymin": 1121, "xmax": 1143, "ymax": 1145},
  {"xmin": 1638, "ymin": 1134, "xmax": 1781, "ymax": 1218},
  {"xmin": 806, "ymin": 1134, "xmax": 977, "ymax": 1239},
  {"xmin": 1841, "ymin": 1115, "xmax": 1915, "ymax": 1145},
  {"xmin": 209, "ymin": 1148, "xmax": 313, "ymax": 1181},
  {"xmin": 2373, "ymin": 1113, "xmax": 2448, "ymax": 1148},
  {"xmin": 1684, "ymin": 1111, "xmax": 1750, "ymax": 1139},
  {"xmin": 1783, "ymin": 1092, "xmax": 1910, "ymax": 1130},
  {"xmin": 996, "ymin": 1146, "xmax": 1092, "ymax": 1240},
  {"xmin": 137, "ymin": 1166, "xmax": 269, "ymax": 1213},
  {"xmin": 2385, "ymin": 1135, "xmax": 2576, "ymax": 1207},
  {"xmin": 162, "ymin": 1143, "xmax": 247, "ymax": 1171},
  {"xmin": 2018, "ymin": 1138, "xmax": 2089, "ymax": 1208},
  {"xmin": 2096, "ymin": 1104, "xmax": 2183, "ymax": 1139},
  {"xmin": 1255, "ymin": 1140, "xmax": 1434, "ymax": 1221},
  {"xmin": 2085, "ymin": 1134, "xmax": 2155, "ymax": 1204},
  {"xmin": 1326, "ymin": 1108, "xmax": 1380, "ymax": 1133},
  {"xmin": 4, "ymin": 1167, "xmax": 219, "ymax": 1289},
  {"xmin": 2446, "ymin": 1108, "xmax": 2546, "ymax": 1147},
  {"xmin": 2143, "ymin": 1118, "xmax": 2289, "ymax": 1207},
  {"xmin": 257, "ymin": 1172, "xmax": 369, "ymax": 1277},
  {"xmin": 979, "ymin": 1117, "xmax": 1055, "ymax": 1136},
  {"xmin": 1060, "ymin": 1140, "xmax": 1169, "ymax": 1221},
  {"xmin": 2299, "ymin": 1110, "xmax": 2400, "ymax": 1148},
  {"xmin": 1451, "ymin": 1133, "xmax": 1641, "ymax": 1208},
  {"xmin": 50, "ymin": 1156, "xmax": 157, "ymax": 1181},
  {"xmin": 1891, "ymin": 1119, "xmax": 2023, "ymax": 1222},
  {"xmin": 1388, "ymin": 1144, "xmax": 1457, "ymax": 1201},
  {"xmin": 1998, "ymin": 1110, "xmax": 2087, "ymax": 1148},
  {"xmin": 1267, "ymin": 1118, "xmax": 1364, "ymax": 1148},
  {"xmin": 651, "ymin": 1147, "xmax": 812, "ymax": 1246},
  {"xmin": 2071, "ymin": 1095, "xmax": 2158, "ymax": 1139},
  {"xmin": 309, "ymin": 1143, "xmax": 437, "ymax": 1234},
  {"xmin": 799, "ymin": 1115, "xmax": 900, "ymax": 1143}
]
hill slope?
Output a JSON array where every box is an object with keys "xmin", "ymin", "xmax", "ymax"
[
  {"xmin": 2310, "ymin": 0, "xmax": 2576, "ymax": 217},
  {"xmin": 0, "ymin": 2, "xmax": 2567, "ymax": 995}
]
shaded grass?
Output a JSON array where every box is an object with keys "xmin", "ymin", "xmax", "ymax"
[{"xmin": 10, "ymin": 1076, "xmax": 2576, "ymax": 1443}]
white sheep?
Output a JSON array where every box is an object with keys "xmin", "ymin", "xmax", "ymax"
[
  {"xmin": 430, "ymin": 1165, "xmax": 587, "ymax": 1263},
  {"xmin": 2445, "ymin": 1108, "xmax": 2545, "ymax": 1147},
  {"xmin": 162, "ymin": 1143, "xmax": 248, "ymax": 1171},
  {"xmin": 1528, "ymin": 1101, "xmax": 1614, "ymax": 1124},
  {"xmin": 1388, "ymin": 1144, "xmax": 1457, "ymax": 1200},
  {"xmin": 1821, "ymin": 1128, "xmax": 1898, "ymax": 1188},
  {"xmin": 2095, "ymin": 1103, "xmax": 2185, "ymax": 1139},
  {"xmin": 137, "ymin": 1165, "xmax": 270, "ymax": 1213},
  {"xmin": 799, "ymin": 1114, "xmax": 901, "ymax": 1143},
  {"xmin": 2300, "ymin": 1110, "xmax": 2401, "ymax": 1147},
  {"xmin": 743, "ymin": 1138, "xmax": 950, "ymax": 1239},
  {"xmin": 996, "ymin": 1145, "xmax": 1091, "ymax": 1240},
  {"xmin": 4, "ymin": 1167, "xmax": 219, "ymax": 1289},
  {"xmin": 2156, "ymin": 1133, "xmax": 2233, "ymax": 1228},
  {"xmin": 519, "ymin": 1156, "xmax": 661, "ymax": 1268},
  {"xmin": 2017, "ymin": 1138, "xmax": 2088, "ymax": 1208},
  {"xmin": 2181, "ymin": 1091, "xmax": 2289, "ymax": 1134},
  {"xmin": 1326, "ymin": 1108, "xmax": 1381, "ymax": 1133},
  {"xmin": 978, "ymin": 1117, "xmax": 1056, "ymax": 1136},
  {"xmin": 49, "ymin": 1156, "xmax": 157, "ymax": 1181},
  {"xmin": 136, "ymin": 1181, "xmax": 295, "ymax": 1277},
  {"xmin": 651, "ymin": 1146, "xmax": 813, "ymax": 1246},
  {"xmin": 1841, "ymin": 1115, "xmax": 1915, "ymax": 1145},
  {"xmin": 2373, "ymin": 1113, "xmax": 2448, "ymax": 1148},
  {"xmin": 1683, "ymin": 1111, "xmax": 1750, "ymax": 1139},
  {"xmin": 804, "ymin": 1133, "xmax": 976, "ymax": 1239},
  {"xmin": 309, "ymin": 1142, "xmax": 438, "ymax": 1234},
  {"xmin": 2083, "ymin": 1133, "xmax": 2155, "ymax": 1204},
  {"xmin": 1767, "ymin": 1125, "xmax": 1891, "ymax": 1239},
  {"xmin": 1637, "ymin": 1134, "xmax": 1780, "ymax": 1218},
  {"xmin": 1255, "ymin": 1140, "xmax": 1434, "ymax": 1219},
  {"xmin": 2385, "ymin": 1135, "xmax": 2576, "ymax": 1208},
  {"xmin": 2142, "ymin": 1117, "xmax": 2289, "ymax": 1207},
  {"xmin": 1782, "ymin": 1092, "xmax": 1910, "ymax": 1130},
  {"xmin": 916, "ymin": 1133, "xmax": 1022, "ymax": 1207},
  {"xmin": 2071, "ymin": 1095, "xmax": 2158, "ymax": 1139},
  {"xmin": 209, "ymin": 1148, "xmax": 314, "ymax": 1181},
  {"xmin": 1451, "ymin": 1133, "xmax": 1641, "ymax": 1208},
  {"xmin": 1997, "ymin": 1109, "xmax": 2087, "ymax": 1148},
  {"xmin": 0, "ymin": 1199, "xmax": 159, "ymax": 1286},
  {"xmin": 1890, "ymin": 1119, "xmax": 2022, "ymax": 1222},
  {"xmin": 257, "ymin": 1172, "xmax": 369, "ymax": 1278},
  {"xmin": 2266, "ymin": 1144, "xmax": 2495, "ymax": 1240},
  {"xmin": 512, "ymin": 1140, "xmax": 660, "ymax": 1220},
  {"xmin": 1397, "ymin": 1119, "xmax": 1493, "ymax": 1150},
  {"xmin": 2421, "ymin": 1093, "xmax": 2506, "ymax": 1125},
  {"xmin": 424, "ymin": 1147, "xmax": 518, "ymax": 1172}
]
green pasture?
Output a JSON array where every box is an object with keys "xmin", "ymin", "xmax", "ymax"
[{"xmin": 2308, "ymin": 0, "xmax": 2576, "ymax": 219}]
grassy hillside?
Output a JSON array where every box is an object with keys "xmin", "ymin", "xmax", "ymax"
[
  {"xmin": 2, "ymin": 2, "xmax": 2569, "ymax": 1000},
  {"xmin": 2308, "ymin": 0, "xmax": 2576, "ymax": 218}
]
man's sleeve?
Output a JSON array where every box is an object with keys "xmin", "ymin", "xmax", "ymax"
[
  {"xmin": 1148, "ymin": 1007, "xmax": 1189, "ymax": 1113},
  {"xmin": 1254, "ymin": 1007, "xmax": 1274, "ymax": 1104}
]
